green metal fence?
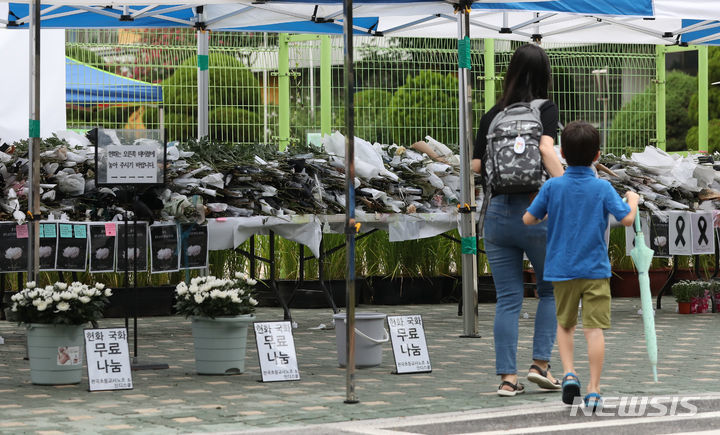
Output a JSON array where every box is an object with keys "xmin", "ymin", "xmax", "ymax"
[{"xmin": 65, "ymin": 29, "xmax": 658, "ymax": 156}]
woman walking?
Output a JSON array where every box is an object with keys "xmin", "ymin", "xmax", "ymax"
[{"xmin": 471, "ymin": 43, "xmax": 564, "ymax": 396}]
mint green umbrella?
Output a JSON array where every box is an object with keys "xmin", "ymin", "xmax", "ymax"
[{"xmin": 628, "ymin": 210, "xmax": 659, "ymax": 382}]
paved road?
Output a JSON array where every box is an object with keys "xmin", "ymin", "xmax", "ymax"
[{"xmin": 0, "ymin": 299, "xmax": 718, "ymax": 434}]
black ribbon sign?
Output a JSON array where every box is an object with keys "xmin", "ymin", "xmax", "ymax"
[
  {"xmin": 697, "ymin": 216, "xmax": 709, "ymax": 245},
  {"xmin": 675, "ymin": 216, "xmax": 686, "ymax": 246}
]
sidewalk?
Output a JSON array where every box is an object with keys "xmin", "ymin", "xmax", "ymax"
[{"xmin": 0, "ymin": 298, "xmax": 718, "ymax": 434}]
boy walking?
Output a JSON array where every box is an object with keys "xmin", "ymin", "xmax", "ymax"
[{"xmin": 522, "ymin": 121, "xmax": 639, "ymax": 408}]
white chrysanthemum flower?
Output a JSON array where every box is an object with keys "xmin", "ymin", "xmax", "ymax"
[
  {"xmin": 78, "ymin": 296, "xmax": 91, "ymax": 304},
  {"xmin": 52, "ymin": 293, "xmax": 61, "ymax": 302},
  {"xmin": 60, "ymin": 291, "xmax": 73, "ymax": 301},
  {"xmin": 36, "ymin": 301, "xmax": 49, "ymax": 311},
  {"xmin": 247, "ymin": 278, "xmax": 257, "ymax": 286},
  {"xmin": 62, "ymin": 246, "xmax": 80, "ymax": 258},
  {"xmin": 157, "ymin": 248, "xmax": 173, "ymax": 261},
  {"xmin": 104, "ymin": 288, "xmax": 113, "ymax": 297},
  {"xmin": 95, "ymin": 283, "xmax": 105, "ymax": 290},
  {"xmin": 39, "ymin": 246, "xmax": 53, "ymax": 258},
  {"xmin": 55, "ymin": 301, "xmax": 70, "ymax": 311},
  {"xmin": 56, "ymin": 283, "xmax": 68, "ymax": 290},
  {"xmin": 5, "ymin": 247, "xmax": 22, "ymax": 260},
  {"xmin": 249, "ymin": 297, "xmax": 258, "ymax": 306},
  {"xmin": 193, "ymin": 294, "xmax": 205, "ymax": 304},
  {"xmin": 26, "ymin": 281, "xmax": 36, "ymax": 289}
]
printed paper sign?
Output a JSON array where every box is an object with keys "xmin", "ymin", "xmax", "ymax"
[
  {"xmin": 691, "ymin": 211, "xmax": 715, "ymax": 255},
  {"xmin": 15, "ymin": 224, "xmax": 28, "ymax": 239},
  {"xmin": 84, "ymin": 328, "xmax": 133, "ymax": 391},
  {"xmin": 116, "ymin": 222, "xmax": 148, "ymax": 273},
  {"xmin": 649, "ymin": 214, "xmax": 670, "ymax": 258},
  {"xmin": 56, "ymin": 222, "xmax": 89, "ymax": 272},
  {"xmin": 254, "ymin": 321, "xmax": 300, "ymax": 382},
  {"xmin": 39, "ymin": 222, "xmax": 58, "ymax": 271},
  {"xmin": 89, "ymin": 224, "xmax": 116, "ymax": 273},
  {"xmin": 388, "ymin": 315, "xmax": 432, "ymax": 374},
  {"xmin": 179, "ymin": 223, "xmax": 208, "ymax": 270},
  {"xmin": 0, "ymin": 222, "xmax": 29, "ymax": 273},
  {"xmin": 57, "ymin": 346, "xmax": 81, "ymax": 366},
  {"xmin": 149, "ymin": 224, "xmax": 179, "ymax": 274},
  {"xmin": 669, "ymin": 211, "xmax": 692, "ymax": 255},
  {"xmin": 625, "ymin": 213, "xmax": 651, "ymax": 257},
  {"xmin": 106, "ymin": 144, "xmax": 158, "ymax": 184}
]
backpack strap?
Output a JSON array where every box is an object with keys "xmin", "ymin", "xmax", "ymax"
[{"xmin": 530, "ymin": 99, "xmax": 548, "ymax": 112}]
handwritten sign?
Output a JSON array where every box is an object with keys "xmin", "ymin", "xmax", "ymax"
[
  {"xmin": 105, "ymin": 223, "xmax": 116, "ymax": 237},
  {"xmin": 387, "ymin": 315, "xmax": 432, "ymax": 374},
  {"xmin": 253, "ymin": 321, "xmax": 300, "ymax": 382},
  {"xmin": 84, "ymin": 328, "xmax": 133, "ymax": 392},
  {"xmin": 73, "ymin": 224, "xmax": 87, "ymax": 239},
  {"xmin": 42, "ymin": 223, "xmax": 57, "ymax": 238},
  {"xmin": 59, "ymin": 224, "xmax": 73, "ymax": 238},
  {"xmin": 15, "ymin": 224, "xmax": 28, "ymax": 239},
  {"xmin": 106, "ymin": 144, "xmax": 158, "ymax": 184}
]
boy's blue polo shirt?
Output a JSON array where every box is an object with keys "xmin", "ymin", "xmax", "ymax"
[{"xmin": 526, "ymin": 166, "xmax": 631, "ymax": 282}]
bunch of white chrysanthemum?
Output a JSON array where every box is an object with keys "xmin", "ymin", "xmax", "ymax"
[
  {"xmin": 11, "ymin": 281, "xmax": 113, "ymax": 325},
  {"xmin": 174, "ymin": 273, "xmax": 258, "ymax": 318}
]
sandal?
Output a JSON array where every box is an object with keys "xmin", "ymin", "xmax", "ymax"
[
  {"xmin": 527, "ymin": 364, "xmax": 561, "ymax": 390},
  {"xmin": 561, "ymin": 372, "xmax": 581, "ymax": 405},
  {"xmin": 497, "ymin": 380, "xmax": 525, "ymax": 397},
  {"xmin": 584, "ymin": 392, "xmax": 602, "ymax": 410}
]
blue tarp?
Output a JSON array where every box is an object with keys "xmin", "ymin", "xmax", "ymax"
[{"xmin": 66, "ymin": 57, "xmax": 163, "ymax": 104}]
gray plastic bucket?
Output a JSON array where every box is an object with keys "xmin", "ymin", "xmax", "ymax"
[{"xmin": 333, "ymin": 312, "xmax": 388, "ymax": 368}]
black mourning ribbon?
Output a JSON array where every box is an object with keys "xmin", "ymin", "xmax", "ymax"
[
  {"xmin": 698, "ymin": 216, "xmax": 709, "ymax": 245},
  {"xmin": 675, "ymin": 216, "xmax": 686, "ymax": 246}
]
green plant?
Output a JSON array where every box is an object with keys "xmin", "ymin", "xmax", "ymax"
[
  {"xmin": 671, "ymin": 280, "xmax": 693, "ymax": 303},
  {"xmin": 11, "ymin": 281, "xmax": 112, "ymax": 325},
  {"xmin": 209, "ymin": 107, "xmax": 261, "ymax": 144},
  {"xmin": 685, "ymin": 119, "xmax": 720, "ymax": 153},
  {"xmin": 608, "ymin": 70, "xmax": 697, "ymax": 152},
  {"xmin": 162, "ymin": 53, "xmax": 262, "ymax": 116},
  {"xmin": 336, "ymin": 89, "xmax": 394, "ymax": 144},
  {"xmin": 388, "ymin": 71, "xmax": 459, "ymax": 148},
  {"xmin": 174, "ymin": 274, "xmax": 258, "ymax": 318}
]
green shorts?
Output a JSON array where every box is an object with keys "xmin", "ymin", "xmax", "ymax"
[{"xmin": 553, "ymin": 278, "xmax": 611, "ymax": 329}]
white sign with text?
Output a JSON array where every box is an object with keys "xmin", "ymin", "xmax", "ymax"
[
  {"xmin": 387, "ymin": 315, "xmax": 431, "ymax": 374},
  {"xmin": 84, "ymin": 328, "xmax": 133, "ymax": 391},
  {"xmin": 253, "ymin": 321, "xmax": 300, "ymax": 382},
  {"xmin": 106, "ymin": 144, "xmax": 158, "ymax": 184},
  {"xmin": 624, "ymin": 213, "xmax": 651, "ymax": 257}
]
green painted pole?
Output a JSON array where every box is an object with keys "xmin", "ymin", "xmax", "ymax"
[
  {"xmin": 655, "ymin": 45, "xmax": 666, "ymax": 151},
  {"xmin": 483, "ymin": 39, "xmax": 495, "ymax": 112},
  {"xmin": 278, "ymin": 33, "xmax": 290, "ymax": 151},
  {"xmin": 320, "ymin": 35, "xmax": 332, "ymax": 137},
  {"xmin": 698, "ymin": 45, "xmax": 709, "ymax": 153}
]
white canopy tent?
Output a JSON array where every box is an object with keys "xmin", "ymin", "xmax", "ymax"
[{"xmin": 3, "ymin": 0, "xmax": 720, "ymax": 402}]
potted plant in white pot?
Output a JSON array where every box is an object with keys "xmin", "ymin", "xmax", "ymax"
[
  {"xmin": 175, "ymin": 273, "xmax": 258, "ymax": 375},
  {"xmin": 11, "ymin": 281, "xmax": 112, "ymax": 385}
]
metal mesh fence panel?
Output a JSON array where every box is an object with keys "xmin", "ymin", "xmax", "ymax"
[
  {"xmin": 66, "ymin": 30, "xmax": 657, "ymax": 155},
  {"xmin": 494, "ymin": 42, "xmax": 657, "ymax": 156}
]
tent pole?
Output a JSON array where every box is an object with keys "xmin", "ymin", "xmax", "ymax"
[
  {"xmin": 698, "ymin": 45, "xmax": 708, "ymax": 153},
  {"xmin": 197, "ymin": 29, "xmax": 209, "ymax": 139},
  {"xmin": 458, "ymin": 6, "xmax": 479, "ymax": 338},
  {"xmin": 343, "ymin": 0, "xmax": 358, "ymax": 404},
  {"xmin": 655, "ymin": 45, "xmax": 666, "ymax": 151},
  {"xmin": 27, "ymin": 0, "xmax": 41, "ymax": 283}
]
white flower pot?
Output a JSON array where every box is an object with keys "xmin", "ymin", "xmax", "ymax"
[
  {"xmin": 27, "ymin": 323, "xmax": 85, "ymax": 385},
  {"xmin": 191, "ymin": 314, "xmax": 255, "ymax": 375}
]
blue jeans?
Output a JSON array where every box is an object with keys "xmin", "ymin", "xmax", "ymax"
[{"xmin": 484, "ymin": 193, "xmax": 556, "ymax": 375}]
